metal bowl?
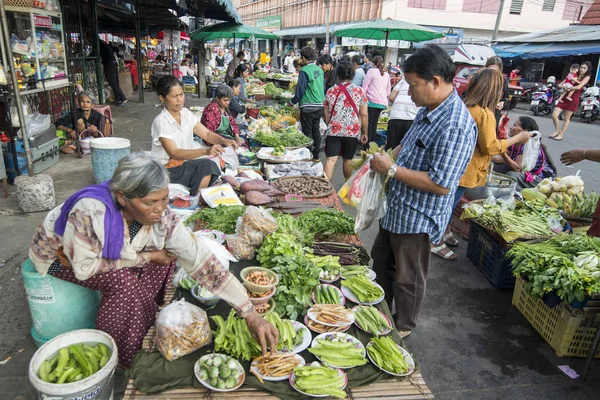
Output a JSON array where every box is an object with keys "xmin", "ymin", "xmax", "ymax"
[{"xmin": 464, "ymin": 172, "xmax": 517, "ymax": 201}]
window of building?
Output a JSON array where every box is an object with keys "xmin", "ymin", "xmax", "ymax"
[
  {"xmin": 510, "ymin": 0, "xmax": 524, "ymax": 14},
  {"xmin": 563, "ymin": 0, "xmax": 589, "ymax": 21},
  {"xmin": 407, "ymin": 0, "xmax": 447, "ymax": 10},
  {"xmin": 542, "ymin": 0, "xmax": 556, "ymax": 11},
  {"xmin": 462, "ymin": 0, "xmax": 501, "ymax": 14}
]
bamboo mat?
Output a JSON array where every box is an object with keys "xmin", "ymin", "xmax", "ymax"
[{"xmin": 122, "ymin": 373, "xmax": 433, "ymax": 399}]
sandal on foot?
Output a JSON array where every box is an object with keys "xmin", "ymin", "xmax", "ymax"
[
  {"xmin": 443, "ymin": 232, "xmax": 459, "ymax": 247},
  {"xmin": 61, "ymin": 144, "xmax": 76, "ymax": 154},
  {"xmin": 549, "ymin": 132, "xmax": 559, "ymax": 138},
  {"xmin": 431, "ymin": 243, "xmax": 457, "ymax": 260},
  {"xmin": 553, "ymin": 136, "xmax": 563, "ymax": 141}
]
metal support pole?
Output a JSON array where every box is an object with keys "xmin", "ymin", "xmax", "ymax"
[
  {"xmin": 492, "ymin": 0, "xmax": 506, "ymax": 42},
  {"xmin": 91, "ymin": 0, "xmax": 104, "ymax": 103},
  {"xmin": 0, "ymin": 0, "xmax": 34, "ymax": 176},
  {"xmin": 135, "ymin": 0, "xmax": 144, "ymax": 103},
  {"xmin": 325, "ymin": 0, "xmax": 330, "ymax": 54}
]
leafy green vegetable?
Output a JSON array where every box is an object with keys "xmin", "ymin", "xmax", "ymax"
[
  {"xmin": 271, "ymin": 256, "xmax": 320, "ymax": 320},
  {"xmin": 186, "ymin": 205, "xmax": 246, "ymax": 234},
  {"xmin": 297, "ymin": 209, "xmax": 355, "ymax": 239},
  {"xmin": 254, "ymin": 128, "xmax": 312, "ymax": 148},
  {"xmin": 508, "ymin": 234, "xmax": 600, "ymax": 302}
]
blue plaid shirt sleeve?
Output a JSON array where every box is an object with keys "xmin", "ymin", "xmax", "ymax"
[{"xmin": 429, "ymin": 127, "xmax": 478, "ymax": 189}]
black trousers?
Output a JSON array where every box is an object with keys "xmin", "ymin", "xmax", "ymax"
[
  {"xmin": 385, "ymin": 119, "xmax": 414, "ymax": 150},
  {"xmin": 300, "ymin": 108, "xmax": 322, "ymax": 159},
  {"xmin": 104, "ymin": 63, "xmax": 127, "ymax": 102},
  {"xmin": 168, "ymin": 159, "xmax": 221, "ymax": 195},
  {"xmin": 367, "ymin": 107, "xmax": 384, "ymax": 146}
]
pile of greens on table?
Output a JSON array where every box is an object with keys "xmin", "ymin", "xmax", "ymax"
[
  {"xmin": 507, "ymin": 234, "xmax": 600, "ymax": 303},
  {"xmin": 187, "ymin": 205, "xmax": 246, "ymax": 234},
  {"xmin": 461, "ymin": 196, "xmax": 561, "ymax": 242}
]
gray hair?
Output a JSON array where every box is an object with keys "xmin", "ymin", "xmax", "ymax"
[
  {"xmin": 110, "ymin": 153, "xmax": 170, "ymax": 201},
  {"xmin": 77, "ymin": 90, "xmax": 97, "ymax": 104},
  {"xmin": 215, "ymin": 84, "xmax": 233, "ymax": 99}
]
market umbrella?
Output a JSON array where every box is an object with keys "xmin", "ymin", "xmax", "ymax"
[
  {"xmin": 189, "ymin": 21, "xmax": 280, "ymax": 43},
  {"xmin": 334, "ymin": 18, "xmax": 443, "ymax": 60}
]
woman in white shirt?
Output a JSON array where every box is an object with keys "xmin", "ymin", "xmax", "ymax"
[
  {"xmin": 179, "ymin": 59, "xmax": 198, "ymax": 84},
  {"xmin": 386, "ymin": 77, "xmax": 419, "ymax": 150},
  {"xmin": 151, "ymin": 76, "xmax": 238, "ymax": 194}
]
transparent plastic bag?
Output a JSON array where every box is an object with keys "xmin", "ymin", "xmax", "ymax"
[
  {"xmin": 354, "ymin": 165, "xmax": 387, "ymax": 232},
  {"xmin": 339, "ymin": 156, "xmax": 371, "ymax": 207},
  {"xmin": 155, "ymin": 299, "xmax": 212, "ymax": 361},
  {"xmin": 226, "ymin": 234, "xmax": 256, "ymax": 260},
  {"xmin": 521, "ymin": 131, "xmax": 541, "ymax": 173},
  {"xmin": 240, "ymin": 206, "xmax": 278, "ymax": 235},
  {"xmin": 171, "ymin": 266, "xmax": 196, "ymax": 291}
]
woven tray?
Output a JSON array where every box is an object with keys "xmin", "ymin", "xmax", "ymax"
[{"xmin": 272, "ymin": 176, "xmax": 334, "ymax": 199}]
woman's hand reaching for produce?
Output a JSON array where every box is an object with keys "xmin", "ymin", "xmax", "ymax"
[
  {"xmin": 208, "ymin": 145, "xmax": 225, "ymax": 156},
  {"xmin": 224, "ymin": 139, "xmax": 239, "ymax": 149},
  {"xmin": 245, "ymin": 310, "xmax": 279, "ymax": 357},
  {"xmin": 235, "ymin": 136, "xmax": 245, "ymax": 146},
  {"xmin": 560, "ymin": 149, "xmax": 586, "ymax": 165}
]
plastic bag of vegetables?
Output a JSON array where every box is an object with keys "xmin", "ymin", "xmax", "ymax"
[
  {"xmin": 155, "ymin": 299, "xmax": 212, "ymax": 361},
  {"xmin": 354, "ymin": 164, "xmax": 387, "ymax": 232},
  {"xmin": 172, "ymin": 266, "xmax": 196, "ymax": 291},
  {"xmin": 521, "ymin": 131, "xmax": 541, "ymax": 173}
]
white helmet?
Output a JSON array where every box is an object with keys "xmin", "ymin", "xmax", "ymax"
[{"xmin": 547, "ymin": 76, "xmax": 556, "ymax": 84}]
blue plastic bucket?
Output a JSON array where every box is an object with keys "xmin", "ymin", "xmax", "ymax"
[
  {"xmin": 90, "ymin": 137, "xmax": 130, "ymax": 184},
  {"xmin": 22, "ymin": 259, "xmax": 101, "ymax": 346}
]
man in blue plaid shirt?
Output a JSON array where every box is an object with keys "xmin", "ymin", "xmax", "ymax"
[{"xmin": 370, "ymin": 45, "xmax": 477, "ymax": 338}]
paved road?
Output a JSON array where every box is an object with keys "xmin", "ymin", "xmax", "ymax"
[
  {"xmin": 511, "ymin": 105, "xmax": 600, "ymax": 192},
  {"xmin": 1, "ymin": 97, "xmax": 599, "ymax": 399}
]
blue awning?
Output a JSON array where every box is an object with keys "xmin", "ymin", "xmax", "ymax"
[
  {"xmin": 523, "ymin": 42, "xmax": 600, "ymax": 59},
  {"xmin": 492, "ymin": 43, "xmax": 553, "ymax": 58}
]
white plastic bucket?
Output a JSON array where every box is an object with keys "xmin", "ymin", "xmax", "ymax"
[
  {"xmin": 80, "ymin": 131, "xmax": 103, "ymax": 155},
  {"xmin": 90, "ymin": 137, "xmax": 130, "ymax": 183},
  {"xmin": 29, "ymin": 329, "xmax": 118, "ymax": 400}
]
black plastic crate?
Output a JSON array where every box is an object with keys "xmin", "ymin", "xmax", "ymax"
[{"xmin": 466, "ymin": 222, "xmax": 516, "ymax": 289}]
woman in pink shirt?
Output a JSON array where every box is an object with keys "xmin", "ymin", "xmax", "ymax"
[{"xmin": 362, "ymin": 56, "xmax": 391, "ymax": 146}]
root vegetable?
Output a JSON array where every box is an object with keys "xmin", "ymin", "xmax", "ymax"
[
  {"xmin": 222, "ymin": 175, "xmax": 241, "ymax": 190},
  {"xmin": 241, "ymin": 179, "xmax": 274, "ymax": 193},
  {"xmin": 244, "ymin": 191, "xmax": 272, "ymax": 206}
]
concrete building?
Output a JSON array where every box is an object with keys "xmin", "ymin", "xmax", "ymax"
[
  {"xmin": 232, "ymin": 0, "xmax": 594, "ymax": 50},
  {"xmin": 383, "ymin": 0, "xmax": 595, "ymax": 40}
]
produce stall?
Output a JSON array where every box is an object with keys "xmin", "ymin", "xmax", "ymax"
[{"xmin": 119, "ymin": 181, "xmax": 433, "ymax": 399}]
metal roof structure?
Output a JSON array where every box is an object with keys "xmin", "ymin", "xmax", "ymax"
[{"xmin": 580, "ymin": 0, "xmax": 600, "ymax": 25}]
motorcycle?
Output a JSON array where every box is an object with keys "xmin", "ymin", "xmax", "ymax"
[
  {"xmin": 531, "ymin": 84, "xmax": 556, "ymax": 116},
  {"xmin": 580, "ymin": 86, "xmax": 600, "ymax": 123}
]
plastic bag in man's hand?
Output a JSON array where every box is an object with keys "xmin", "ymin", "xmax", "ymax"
[
  {"xmin": 354, "ymin": 163, "xmax": 387, "ymax": 232},
  {"xmin": 155, "ymin": 299, "xmax": 212, "ymax": 361}
]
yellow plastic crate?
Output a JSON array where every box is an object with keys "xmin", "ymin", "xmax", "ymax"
[
  {"xmin": 183, "ymin": 84, "xmax": 196, "ymax": 94},
  {"xmin": 512, "ymin": 278, "xmax": 600, "ymax": 358}
]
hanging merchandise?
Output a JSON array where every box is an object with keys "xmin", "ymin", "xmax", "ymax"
[{"xmin": 0, "ymin": 65, "xmax": 7, "ymax": 85}]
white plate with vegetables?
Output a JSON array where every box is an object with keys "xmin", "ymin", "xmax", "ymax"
[
  {"xmin": 250, "ymin": 353, "xmax": 305, "ymax": 382},
  {"xmin": 289, "ymin": 364, "xmax": 348, "ymax": 398},
  {"xmin": 341, "ymin": 281, "xmax": 385, "ymax": 306},
  {"xmin": 366, "ymin": 337, "xmax": 415, "ymax": 377},
  {"xmin": 307, "ymin": 304, "xmax": 355, "ymax": 327},
  {"xmin": 311, "ymin": 284, "xmax": 345, "ymax": 306},
  {"xmin": 309, "ymin": 332, "xmax": 367, "ymax": 369},
  {"xmin": 282, "ymin": 320, "xmax": 312, "ymax": 354},
  {"xmin": 340, "ymin": 265, "xmax": 376, "ymax": 280},
  {"xmin": 351, "ymin": 306, "xmax": 393, "ymax": 336},
  {"xmin": 194, "ymin": 353, "xmax": 245, "ymax": 391}
]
